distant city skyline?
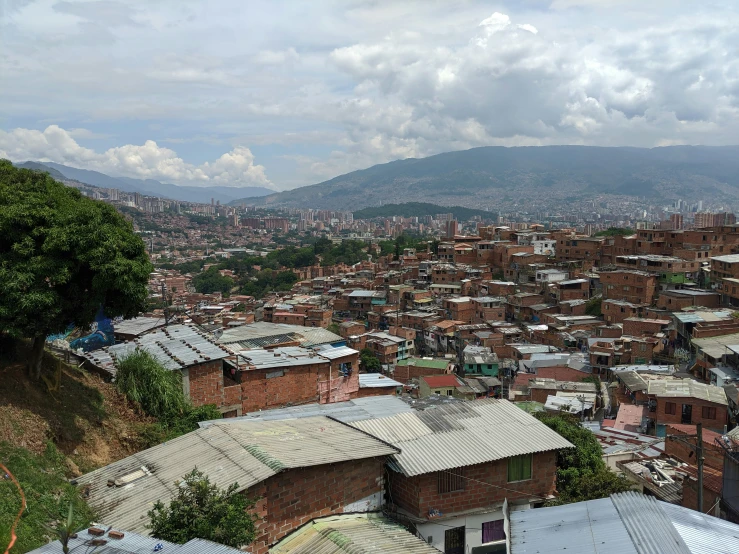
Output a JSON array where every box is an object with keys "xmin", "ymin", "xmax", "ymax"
[{"xmin": 2, "ymin": 0, "xmax": 739, "ymax": 190}]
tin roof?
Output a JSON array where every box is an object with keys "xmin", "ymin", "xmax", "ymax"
[
  {"xmin": 28, "ymin": 527, "xmax": 243, "ymax": 554},
  {"xmin": 76, "ymin": 417, "xmax": 398, "ymax": 533},
  {"xmin": 82, "ymin": 324, "xmax": 232, "ymax": 377},
  {"xmin": 200, "ymin": 396, "xmax": 413, "ymax": 426},
  {"xmin": 352, "ymin": 399, "xmax": 573, "ymax": 477},
  {"xmin": 647, "ymin": 379, "xmax": 728, "ymax": 405},
  {"xmin": 114, "ymin": 316, "xmax": 166, "ymax": 337},
  {"xmin": 270, "ymin": 513, "xmax": 440, "ymax": 554},
  {"xmin": 218, "ymin": 322, "xmax": 343, "ymax": 349},
  {"xmin": 509, "ymin": 491, "xmax": 739, "ymax": 554},
  {"xmin": 359, "ymin": 373, "xmax": 403, "ymax": 388},
  {"xmin": 395, "ymin": 358, "xmax": 450, "ymax": 369}
]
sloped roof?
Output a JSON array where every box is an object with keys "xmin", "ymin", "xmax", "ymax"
[
  {"xmin": 270, "ymin": 514, "xmax": 440, "ymax": 554},
  {"xmin": 647, "ymin": 379, "xmax": 728, "ymax": 405},
  {"xmin": 421, "ymin": 374, "xmax": 461, "ymax": 388},
  {"xmin": 352, "ymin": 399, "xmax": 573, "ymax": 477},
  {"xmin": 76, "ymin": 417, "xmax": 398, "ymax": 534}
]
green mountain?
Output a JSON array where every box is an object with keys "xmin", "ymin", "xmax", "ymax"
[
  {"xmin": 15, "ymin": 161, "xmax": 68, "ymax": 181},
  {"xmin": 245, "ymin": 145, "xmax": 739, "ymax": 210}
]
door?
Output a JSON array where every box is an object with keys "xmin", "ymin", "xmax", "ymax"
[
  {"xmin": 445, "ymin": 526, "xmax": 465, "ymax": 554},
  {"xmin": 681, "ymin": 403, "xmax": 692, "ymax": 424}
]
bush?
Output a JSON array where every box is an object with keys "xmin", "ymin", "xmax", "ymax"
[
  {"xmin": 148, "ymin": 469, "xmax": 257, "ymax": 548},
  {"xmin": 535, "ymin": 412, "xmax": 632, "ymax": 504},
  {"xmin": 116, "ymin": 350, "xmax": 221, "ymax": 439}
]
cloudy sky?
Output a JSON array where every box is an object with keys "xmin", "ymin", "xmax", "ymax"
[{"xmin": 1, "ymin": 0, "xmax": 738, "ymax": 190}]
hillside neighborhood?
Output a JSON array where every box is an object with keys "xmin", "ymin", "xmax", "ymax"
[{"xmin": 6, "ymin": 188, "xmax": 739, "ymax": 554}]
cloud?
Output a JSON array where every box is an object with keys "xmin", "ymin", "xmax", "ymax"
[{"xmin": 0, "ymin": 125, "xmax": 274, "ymax": 188}]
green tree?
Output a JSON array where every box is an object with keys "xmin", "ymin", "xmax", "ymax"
[
  {"xmin": 0, "ymin": 161, "xmax": 152, "ymax": 379},
  {"xmin": 585, "ymin": 297, "xmax": 602, "ymax": 316},
  {"xmin": 360, "ymin": 348, "xmax": 382, "ymax": 372},
  {"xmin": 148, "ymin": 469, "xmax": 257, "ymax": 548},
  {"xmin": 192, "ymin": 267, "xmax": 235, "ymax": 294},
  {"xmin": 535, "ymin": 412, "xmax": 632, "ymax": 504}
]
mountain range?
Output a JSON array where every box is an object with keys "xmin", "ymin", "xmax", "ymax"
[
  {"xmin": 233, "ymin": 145, "xmax": 739, "ymax": 211},
  {"xmin": 16, "ymin": 161, "xmax": 274, "ymax": 204}
]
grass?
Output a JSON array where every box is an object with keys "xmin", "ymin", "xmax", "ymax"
[{"xmin": 0, "ymin": 441, "xmax": 94, "ymax": 553}]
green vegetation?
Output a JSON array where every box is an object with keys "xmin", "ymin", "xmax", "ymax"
[
  {"xmin": 192, "ymin": 267, "xmax": 235, "ymax": 295},
  {"xmin": 0, "ymin": 160, "xmax": 152, "ymax": 379},
  {"xmin": 0, "ymin": 442, "xmax": 94, "ymax": 553},
  {"xmin": 585, "ymin": 297, "xmax": 602, "ymax": 317},
  {"xmin": 353, "ymin": 202, "xmax": 495, "ymax": 220},
  {"xmin": 314, "ymin": 238, "xmax": 368, "ymax": 266},
  {"xmin": 378, "ymin": 233, "xmax": 431, "ymax": 257},
  {"xmin": 360, "ymin": 348, "xmax": 382, "ymax": 372},
  {"xmin": 240, "ymin": 269, "xmax": 298, "ymax": 298},
  {"xmin": 148, "ymin": 469, "xmax": 257, "ymax": 548},
  {"xmin": 535, "ymin": 412, "xmax": 632, "ymax": 505},
  {"xmin": 327, "ymin": 322, "xmax": 341, "ymax": 335},
  {"xmin": 593, "ymin": 227, "xmax": 635, "ymax": 237},
  {"xmin": 115, "ymin": 350, "xmax": 221, "ymax": 440}
]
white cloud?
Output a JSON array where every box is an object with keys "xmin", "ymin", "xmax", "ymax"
[{"xmin": 0, "ymin": 125, "xmax": 274, "ymax": 188}]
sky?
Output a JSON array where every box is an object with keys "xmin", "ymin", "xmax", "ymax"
[{"xmin": 1, "ymin": 0, "xmax": 739, "ymax": 191}]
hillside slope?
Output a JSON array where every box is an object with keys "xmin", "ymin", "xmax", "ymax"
[{"xmin": 248, "ymin": 145, "xmax": 739, "ymax": 210}]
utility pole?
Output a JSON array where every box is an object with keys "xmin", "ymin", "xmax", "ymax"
[{"xmin": 666, "ymin": 422, "xmax": 704, "ymax": 512}]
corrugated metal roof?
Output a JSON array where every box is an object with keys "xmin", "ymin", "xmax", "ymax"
[
  {"xmin": 611, "ymin": 491, "xmax": 690, "ymax": 553},
  {"xmin": 661, "ymin": 498, "xmax": 739, "ymax": 553},
  {"xmin": 352, "ymin": 399, "xmax": 573, "ymax": 477},
  {"xmin": 200, "ymin": 396, "xmax": 413, "ymax": 426},
  {"xmin": 76, "ymin": 417, "xmax": 398, "ymax": 534},
  {"xmin": 359, "ymin": 373, "xmax": 403, "ymax": 388},
  {"xmin": 114, "ymin": 316, "xmax": 166, "ymax": 337},
  {"xmin": 28, "ymin": 527, "xmax": 243, "ymax": 553},
  {"xmin": 270, "ymin": 513, "xmax": 440, "ymax": 554},
  {"xmin": 647, "ymin": 380, "xmax": 727, "ymax": 405},
  {"xmin": 510, "ymin": 496, "xmax": 638, "ymax": 553},
  {"xmin": 510, "ymin": 491, "xmax": 739, "ymax": 554},
  {"xmin": 82, "ymin": 324, "xmax": 232, "ymax": 377},
  {"xmin": 218, "ymin": 322, "xmax": 343, "ymax": 348}
]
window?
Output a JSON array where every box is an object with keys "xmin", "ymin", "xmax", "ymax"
[
  {"xmin": 438, "ymin": 468, "xmax": 465, "ymax": 493},
  {"xmin": 702, "ymin": 406, "xmax": 717, "ymax": 419},
  {"xmin": 665, "ymin": 401, "xmax": 677, "ymax": 415},
  {"xmin": 444, "ymin": 526, "xmax": 465, "ymax": 554},
  {"xmin": 446, "ymin": 389, "xmax": 453, "ymax": 396},
  {"xmin": 482, "ymin": 520, "xmax": 505, "ymax": 543},
  {"xmin": 508, "ymin": 454, "xmax": 532, "ymax": 482}
]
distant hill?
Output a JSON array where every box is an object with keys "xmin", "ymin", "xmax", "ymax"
[
  {"xmin": 252, "ymin": 145, "xmax": 739, "ymax": 210},
  {"xmin": 21, "ymin": 162, "xmax": 274, "ymax": 204},
  {"xmin": 353, "ymin": 202, "xmax": 496, "ymax": 221},
  {"xmin": 16, "ymin": 161, "xmax": 68, "ymax": 181}
]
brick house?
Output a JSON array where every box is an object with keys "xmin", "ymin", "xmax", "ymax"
[
  {"xmin": 82, "ymin": 324, "xmax": 242, "ymax": 416},
  {"xmin": 237, "ymin": 346, "xmax": 360, "ymax": 412},
  {"xmin": 622, "ymin": 317, "xmax": 671, "ymax": 337},
  {"xmin": 75, "ymin": 417, "xmax": 399, "ymax": 554},
  {"xmin": 352, "ymin": 400, "xmax": 572, "ymax": 554},
  {"xmin": 392, "ymin": 357, "xmax": 453, "ymax": 382},
  {"xmin": 646, "ymin": 379, "xmax": 729, "ymax": 433},
  {"xmin": 602, "ymin": 299, "xmax": 646, "ymax": 324},
  {"xmin": 600, "ymin": 269, "xmax": 658, "ymax": 305}
]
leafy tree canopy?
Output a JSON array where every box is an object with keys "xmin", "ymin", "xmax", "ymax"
[
  {"xmin": 593, "ymin": 227, "xmax": 635, "ymax": 237},
  {"xmin": 0, "ymin": 160, "xmax": 152, "ymax": 378},
  {"xmin": 192, "ymin": 267, "xmax": 234, "ymax": 295},
  {"xmin": 360, "ymin": 348, "xmax": 382, "ymax": 372},
  {"xmin": 148, "ymin": 469, "xmax": 257, "ymax": 548},
  {"xmin": 535, "ymin": 412, "xmax": 632, "ymax": 504}
]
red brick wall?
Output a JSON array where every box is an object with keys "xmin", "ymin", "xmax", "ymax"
[
  {"xmin": 665, "ymin": 427, "xmax": 724, "ymax": 470},
  {"xmin": 245, "ymin": 457, "xmax": 386, "ymax": 554},
  {"xmin": 240, "ymin": 363, "xmax": 328, "ymax": 413},
  {"xmin": 224, "ymin": 384, "xmax": 242, "ymax": 407},
  {"xmin": 393, "ymin": 364, "xmax": 449, "ymax": 382},
  {"xmin": 654, "ymin": 397, "xmax": 728, "ymax": 430},
  {"xmin": 387, "ymin": 451, "xmax": 557, "ymax": 518},
  {"xmin": 356, "ymin": 386, "xmax": 397, "ymax": 398},
  {"xmin": 682, "ymin": 478, "xmax": 721, "ymax": 514},
  {"xmin": 188, "ymin": 361, "xmax": 224, "ymax": 407},
  {"xmin": 623, "ymin": 319, "xmax": 668, "ymax": 336}
]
